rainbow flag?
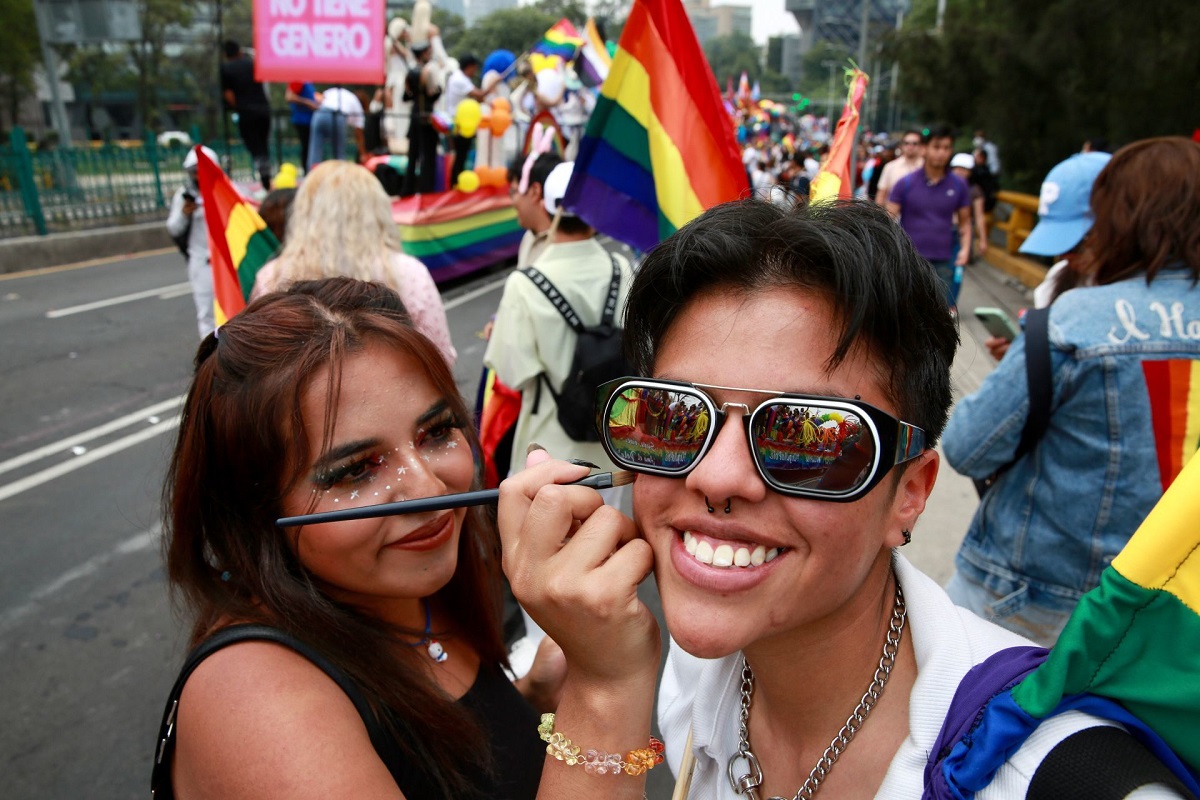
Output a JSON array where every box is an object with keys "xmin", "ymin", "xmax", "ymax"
[
  {"xmin": 392, "ymin": 186, "xmax": 523, "ymax": 282},
  {"xmin": 1142, "ymin": 359, "xmax": 1200, "ymax": 491},
  {"xmin": 930, "ymin": 449, "xmax": 1200, "ymax": 797},
  {"xmin": 195, "ymin": 148, "xmax": 279, "ymax": 325},
  {"xmin": 810, "ymin": 67, "xmax": 869, "ymax": 203},
  {"xmin": 576, "ymin": 17, "xmax": 611, "ymax": 88},
  {"xmin": 531, "ymin": 18, "xmax": 583, "ymax": 62},
  {"xmin": 563, "ymin": 0, "xmax": 748, "ymax": 252}
]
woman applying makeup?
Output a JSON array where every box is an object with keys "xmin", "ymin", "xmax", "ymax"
[{"xmin": 154, "ymin": 279, "xmax": 556, "ymax": 799}]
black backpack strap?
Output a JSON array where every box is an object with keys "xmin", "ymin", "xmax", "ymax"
[
  {"xmin": 518, "ymin": 266, "xmax": 585, "ymax": 333},
  {"xmin": 151, "ymin": 624, "xmax": 389, "ymax": 799},
  {"xmin": 600, "ymin": 254, "xmax": 622, "ymax": 327},
  {"xmin": 1013, "ymin": 306, "xmax": 1053, "ymax": 464},
  {"xmin": 974, "ymin": 307, "xmax": 1053, "ymax": 496},
  {"xmin": 1027, "ymin": 726, "xmax": 1196, "ymax": 800}
]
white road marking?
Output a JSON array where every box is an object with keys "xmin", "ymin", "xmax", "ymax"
[
  {"xmin": 0, "ymin": 418, "xmax": 179, "ymax": 503},
  {"xmin": 0, "ymin": 395, "xmax": 186, "ymax": 478},
  {"xmin": 45, "ymin": 281, "xmax": 192, "ymax": 318},
  {"xmin": 443, "ymin": 273, "xmax": 509, "ymax": 310},
  {"xmin": 0, "ymin": 528, "xmax": 158, "ymax": 636}
]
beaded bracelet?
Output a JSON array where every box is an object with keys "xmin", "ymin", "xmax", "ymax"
[{"xmin": 538, "ymin": 713, "xmax": 666, "ymax": 777}]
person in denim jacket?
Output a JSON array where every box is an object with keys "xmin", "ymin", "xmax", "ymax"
[{"xmin": 943, "ymin": 137, "xmax": 1200, "ymax": 645}]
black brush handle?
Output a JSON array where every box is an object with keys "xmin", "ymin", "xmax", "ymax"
[{"xmin": 276, "ymin": 472, "xmax": 616, "ymax": 527}]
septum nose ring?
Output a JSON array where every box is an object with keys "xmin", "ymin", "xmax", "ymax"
[{"xmin": 704, "ymin": 496, "xmax": 732, "ymax": 514}]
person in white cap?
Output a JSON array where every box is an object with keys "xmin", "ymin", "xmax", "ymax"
[
  {"xmin": 166, "ymin": 146, "xmax": 217, "ymax": 338},
  {"xmin": 484, "ymin": 161, "xmax": 633, "ymax": 480},
  {"xmin": 950, "ymin": 151, "xmax": 989, "ymax": 263}
]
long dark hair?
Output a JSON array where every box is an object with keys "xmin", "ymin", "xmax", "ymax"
[
  {"xmin": 1080, "ymin": 136, "xmax": 1200, "ymax": 286},
  {"xmin": 163, "ymin": 279, "xmax": 506, "ymax": 797}
]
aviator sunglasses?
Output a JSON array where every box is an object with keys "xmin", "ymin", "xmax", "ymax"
[{"xmin": 595, "ymin": 378, "xmax": 927, "ymax": 503}]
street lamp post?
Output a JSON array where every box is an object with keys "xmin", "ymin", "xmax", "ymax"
[{"xmin": 823, "ymin": 59, "xmax": 839, "ymax": 120}]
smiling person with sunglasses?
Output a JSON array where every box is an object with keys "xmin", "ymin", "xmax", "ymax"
[{"xmin": 497, "ymin": 199, "xmax": 1182, "ymax": 800}]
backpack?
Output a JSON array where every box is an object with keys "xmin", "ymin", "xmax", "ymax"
[{"xmin": 518, "ymin": 254, "xmax": 630, "ymax": 442}]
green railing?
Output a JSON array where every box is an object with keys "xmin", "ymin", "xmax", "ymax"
[{"xmin": 0, "ymin": 126, "xmax": 311, "ymax": 239}]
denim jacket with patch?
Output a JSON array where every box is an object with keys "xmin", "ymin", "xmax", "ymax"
[{"xmin": 943, "ymin": 269, "xmax": 1200, "ymax": 603}]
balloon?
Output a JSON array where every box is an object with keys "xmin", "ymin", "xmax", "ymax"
[
  {"xmin": 489, "ymin": 109, "xmax": 512, "ymax": 137},
  {"xmin": 455, "ymin": 99, "xmax": 483, "ymax": 138},
  {"xmin": 479, "ymin": 166, "xmax": 507, "ymax": 188},
  {"xmin": 482, "ymin": 49, "xmax": 516, "ymax": 77},
  {"xmin": 491, "ymin": 97, "xmax": 511, "ymax": 113},
  {"xmin": 457, "ymin": 170, "xmax": 480, "ymax": 192}
]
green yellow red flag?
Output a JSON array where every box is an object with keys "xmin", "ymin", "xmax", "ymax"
[{"xmin": 195, "ymin": 148, "xmax": 279, "ymax": 326}]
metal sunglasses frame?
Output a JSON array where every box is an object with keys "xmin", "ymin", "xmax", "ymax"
[{"xmin": 595, "ymin": 377, "xmax": 927, "ymax": 503}]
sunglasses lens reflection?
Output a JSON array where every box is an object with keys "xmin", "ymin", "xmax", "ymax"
[
  {"xmin": 750, "ymin": 403, "xmax": 876, "ymax": 494},
  {"xmin": 605, "ymin": 387, "xmax": 709, "ymax": 472}
]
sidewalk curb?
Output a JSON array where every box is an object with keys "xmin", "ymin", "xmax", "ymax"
[{"xmin": 0, "ymin": 223, "xmax": 173, "ymax": 275}]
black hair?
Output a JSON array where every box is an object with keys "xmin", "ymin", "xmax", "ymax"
[
  {"xmin": 925, "ymin": 124, "xmax": 954, "ymax": 144},
  {"xmin": 623, "ymin": 198, "xmax": 960, "ymax": 444},
  {"xmin": 222, "ymin": 40, "xmax": 240, "ymax": 59},
  {"xmin": 506, "ymin": 151, "xmax": 564, "ymax": 191},
  {"xmin": 459, "ymin": 54, "xmax": 480, "ymax": 70},
  {"xmin": 555, "ymin": 215, "xmax": 592, "ymax": 235}
]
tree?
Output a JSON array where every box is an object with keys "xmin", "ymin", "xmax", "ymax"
[
  {"xmin": 431, "ymin": 8, "xmax": 466, "ymax": 54},
  {"xmin": 703, "ymin": 32, "xmax": 763, "ymax": 88},
  {"xmin": 63, "ymin": 46, "xmax": 138, "ymax": 139},
  {"xmin": 888, "ymin": 0, "xmax": 1200, "ymax": 191},
  {"xmin": 590, "ymin": 0, "xmax": 630, "ymax": 42},
  {"xmin": 129, "ymin": 0, "xmax": 197, "ymax": 130},
  {"xmin": 0, "ymin": 0, "xmax": 39, "ymax": 132},
  {"xmin": 455, "ymin": 7, "xmax": 560, "ymax": 61},
  {"xmin": 532, "ymin": 0, "xmax": 587, "ymax": 22}
]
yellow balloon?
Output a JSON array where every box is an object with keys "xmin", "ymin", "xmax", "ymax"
[
  {"xmin": 455, "ymin": 99, "xmax": 483, "ymax": 137},
  {"xmin": 457, "ymin": 170, "xmax": 480, "ymax": 192}
]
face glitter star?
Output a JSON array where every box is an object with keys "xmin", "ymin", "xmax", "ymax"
[
  {"xmin": 349, "ymin": 490, "xmax": 359, "ymax": 500},
  {"xmin": 446, "ymin": 440, "xmax": 458, "ymax": 448},
  {"xmin": 397, "ymin": 466, "xmax": 407, "ymax": 475}
]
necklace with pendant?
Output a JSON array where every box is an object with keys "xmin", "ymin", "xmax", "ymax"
[
  {"xmin": 407, "ymin": 598, "xmax": 448, "ymax": 664},
  {"xmin": 727, "ymin": 580, "xmax": 906, "ymax": 800}
]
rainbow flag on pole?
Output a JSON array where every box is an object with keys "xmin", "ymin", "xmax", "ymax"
[
  {"xmin": 810, "ymin": 67, "xmax": 869, "ymax": 203},
  {"xmin": 929, "ymin": 449, "xmax": 1200, "ymax": 797},
  {"xmin": 195, "ymin": 148, "xmax": 279, "ymax": 326},
  {"xmin": 531, "ymin": 18, "xmax": 583, "ymax": 62},
  {"xmin": 563, "ymin": 0, "xmax": 748, "ymax": 252}
]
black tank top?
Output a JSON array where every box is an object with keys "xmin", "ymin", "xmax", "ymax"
[{"xmin": 151, "ymin": 625, "xmax": 544, "ymax": 800}]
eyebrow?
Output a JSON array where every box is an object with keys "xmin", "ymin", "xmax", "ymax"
[
  {"xmin": 416, "ymin": 399, "xmax": 451, "ymax": 428},
  {"xmin": 309, "ymin": 399, "xmax": 454, "ymax": 473},
  {"xmin": 311, "ymin": 438, "xmax": 381, "ymax": 473}
]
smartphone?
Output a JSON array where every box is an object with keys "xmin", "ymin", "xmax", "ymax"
[{"xmin": 973, "ymin": 307, "xmax": 1020, "ymax": 341}]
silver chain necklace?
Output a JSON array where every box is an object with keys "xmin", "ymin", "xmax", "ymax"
[{"xmin": 726, "ymin": 581, "xmax": 907, "ymax": 800}]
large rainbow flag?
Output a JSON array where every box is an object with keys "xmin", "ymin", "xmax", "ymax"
[
  {"xmin": 391, "ymin": 187, "xmax": 523, "ymax": 282},
  {"xmin": 928, "ymin": 449, "xmax": 1200, "ymax": 798},
  {"xmin": 195, "ymin": 148, "xmax": 279, "ymax": 325},
  {"xmin": 810, "ymin": 67, "xmax": 869, "ymax": 203},
  {"xmin": 531, "ymin": 18, "xmax": 583, "ymax": 62},
  {"xmin": 563, "ymin": 0, "xmax": 748, "ymax": 252}
]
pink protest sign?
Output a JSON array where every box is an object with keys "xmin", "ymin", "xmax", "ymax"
[{"xmin": 254, "ymin": 0, "xmax": 385, "ymax": 84}]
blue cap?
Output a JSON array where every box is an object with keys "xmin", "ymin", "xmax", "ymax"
[{"xmin": 1019, "ymin": 152, "xmax": 1112, "ymax": 257}]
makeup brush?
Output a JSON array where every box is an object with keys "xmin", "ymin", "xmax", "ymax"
[{"xmin": 276, "ymin": 470, "xmax": 634, "ymax": 527}]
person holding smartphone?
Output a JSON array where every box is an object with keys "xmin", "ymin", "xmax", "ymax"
[
  {"xmin": 165, "ymin": 146, "xmax": 216, "ymax": 339},
  {"xmin": 943, "ymin": 138, "xmax": 1200, "ymax": 645}
]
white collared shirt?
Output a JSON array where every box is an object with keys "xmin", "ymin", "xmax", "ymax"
[{"xmin": 657, "ymin": 553, "xmax": 1181, "ymax": 798}]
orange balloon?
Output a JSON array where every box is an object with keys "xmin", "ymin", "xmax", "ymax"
[
  {"xmin": 489, "ymin": 109, "xmax": 512, "ymax": 137},
  {"xmin": 483, "ymin": 166, "xmax": 508, "ymax": 187},
  {"xmin": 491, "ymin": 97, "xmax": 512, "ymax": 113}
]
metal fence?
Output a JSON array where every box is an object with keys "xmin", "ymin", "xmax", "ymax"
[{"xmin": 0, "ymin": 127, "xmax": 310, "ymax": 239}]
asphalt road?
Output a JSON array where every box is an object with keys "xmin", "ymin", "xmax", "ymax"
[
  {"xmin": 0, "ymin": 251, "xmax": 520, "ymax": 799},
  {"xmin": 0, "ymin": 246, "xmax": 1020, "ymax": 799}
]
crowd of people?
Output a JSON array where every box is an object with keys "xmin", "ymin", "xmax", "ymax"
[{"xmin": 157, "ymin": 31, "xmax": 1200, "ymax": 793}]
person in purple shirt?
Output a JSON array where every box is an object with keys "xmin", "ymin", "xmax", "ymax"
[{"xmin": 887, "ymin": 126, "xmax": 971, "ymax": 308}]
